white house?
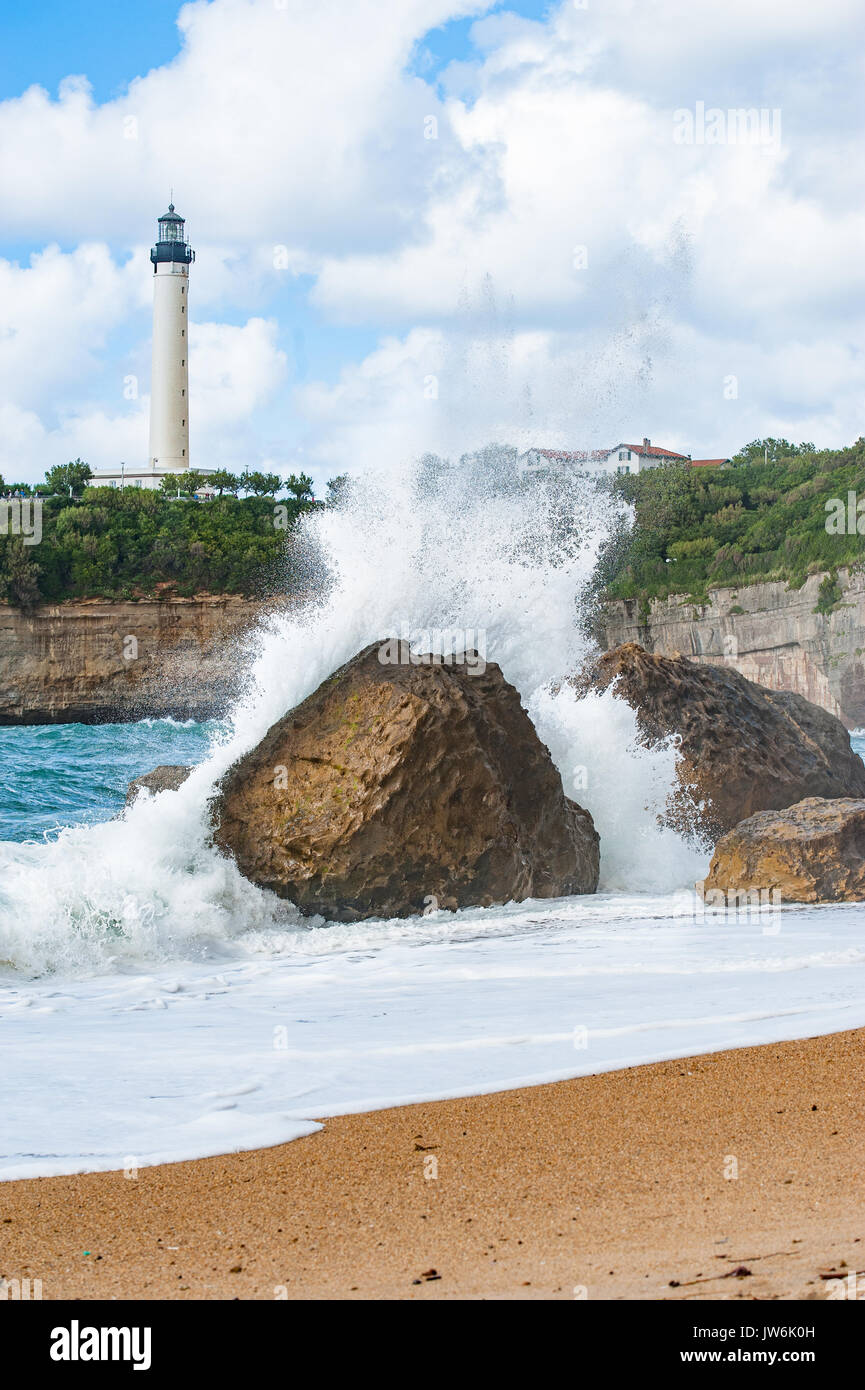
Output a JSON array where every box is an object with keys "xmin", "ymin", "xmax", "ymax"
[
  {"xmin": 518, "ymin": 438, "xmax": 691, "ymax": 479},
  {"xmin": 604, "ymin": 439, "xmax": 691, "ymax": 475}
]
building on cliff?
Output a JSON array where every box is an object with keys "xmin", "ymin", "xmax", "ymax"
[
  {"xmin": 519, "ymin": 438, "xmax": 699, "ymax": 478},
  {"xmin": 89, "ymin": 203, "xmax": 216, "ymax": 493},
  {"xmin": 604, "ymin": 439, "xmax": 690, "ymax": 474}
]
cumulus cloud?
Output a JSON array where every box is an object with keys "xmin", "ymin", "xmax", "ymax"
[{"xmin": 0, "ymin": 0, "xmax": 861, "ymax": 485}]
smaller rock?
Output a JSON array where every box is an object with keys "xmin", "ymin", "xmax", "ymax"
[
  {"xmin": 702, "ymin": 797, "xmax": 865, "ymax": 904},
  {"xmin": 125, "ymin": 765, "xmax": 192, "ymax": 806},
  {"xmin": 579, "ymin": 643, "xmax": 865, "ymax": 837}
]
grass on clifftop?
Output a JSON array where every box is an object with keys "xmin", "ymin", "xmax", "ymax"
[
  {"xmin": 600, "ymin": 438, "xmax": 865, "ymax": 609},
  {"xmin": 0, "ymin": 488, "xmax": 316, "ymax": 605}
]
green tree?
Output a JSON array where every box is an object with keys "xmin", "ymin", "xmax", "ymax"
[
  {"xmin": 284, "ymin": 471, "xmax": 315, "ymax": 503},
  {"xmin": 210, "ymin": 469, "xmax": 240, "ymax": 496},
  {"xmin": 240, "ymin": 469, "xmax": 281, "ymax": 497},
  {"xmin": 0, "ymin": 538, "xmax": 42, "ymax": 607},
  {"xmin": 729, "ymin": 438, "xmax": 815, "ymax": 466},
  {"xmin": 159, "ymin": 470, "xmax": 205, "ymax": 497},
  {"xmin": 45, "ymin": 458, "xmax": 93, "ymax": 497}
]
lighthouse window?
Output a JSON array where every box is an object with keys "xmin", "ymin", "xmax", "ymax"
[
  {"xmin": 182, "ymin": 389, "xmax": 185, "ymax": 397},
  {"xmin": 181, "ymin": 306, "xmax": 185, "ymax": 313},
  {"xmin": 181, "ymin": 329, "xmax": 185, "ymax": 337}
]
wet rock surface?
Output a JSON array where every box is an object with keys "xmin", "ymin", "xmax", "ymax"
[
  {"xmin": 581, "ymin": 643, "xmax": 865, "ymax": 838},
  {"xmin": 126, "ymin": 764, "xmax": 192, "ymax": 805},
  {"xmin": 702, "ymin": 797, "xmax": 865, "ymax": 904},
  {"xmin": 213, "ymin": 640, "xmax": 599, "ymax": 921}
]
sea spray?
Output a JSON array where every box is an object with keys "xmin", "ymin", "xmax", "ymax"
[{"xmin": 0, "ymin": 451, "xmax": 708, "ymax": 976}]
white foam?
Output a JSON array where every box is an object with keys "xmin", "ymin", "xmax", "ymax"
[
  {"xmin": 1, "ymin": 454, "xmax": 862, "ymax": 1178},
  {"xmin": 0, "ymin": 459, "xmax": 697, "ymax": 977},
  {"xmin": 3, "ymin": 894, "xmax": 865, "ymax": 1178}
]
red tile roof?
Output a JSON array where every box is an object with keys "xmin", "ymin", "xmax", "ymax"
[
  {"xmin": 622, "ymin": 443, "xmax": 690, "ymax": 460},
  {"xmin": 690, "ymin": 458, "xmax": 729, "ymax": 468}
]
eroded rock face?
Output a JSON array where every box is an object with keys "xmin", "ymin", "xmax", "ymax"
[
  {"xmin": 702, "ymin": 797, "xmax": 865, "ymax": 903},
  {"xmin": 213, "ymin": 641, "xmax": 599, "ymax": 921},
  {"xmin": 0, "ymin": 596, "xmax": 262, "ymax": 725},
  {"xmin": 580, "ymin": 643, "xmax": 865, "ymax": 838},
  {"xmin": 126, "ymin": 764, "xmax": 192, "ymax": 806}
]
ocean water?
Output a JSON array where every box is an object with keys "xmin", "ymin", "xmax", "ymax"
[{"xmin": 1, "ymin": 462, "xmax": 864, "ymax": 1179}]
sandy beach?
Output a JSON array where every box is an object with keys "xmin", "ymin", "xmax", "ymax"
[{"xmin": 2, "ymin": 1027, "xmax": 863, "ymax": 1301}]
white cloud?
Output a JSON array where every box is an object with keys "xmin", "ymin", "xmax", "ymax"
[
  {"xmin": 0, "ymin": 0, "xmax": 493, "ymax": 252},
  {"xmin": 0, "ymin": 245, "xmax": 144, "ymax": 411},
  {"xmin": 0, "ymin": 402, "xmax": 147, "ymax": 481},
  {"xmin": 0, "ymin": 0, "xmax": 862, "ymax": 485}
]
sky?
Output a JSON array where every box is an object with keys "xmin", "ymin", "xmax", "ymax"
[{"xmin": 0, "ymin": 0, "xmax": 862, "ymax": 488}]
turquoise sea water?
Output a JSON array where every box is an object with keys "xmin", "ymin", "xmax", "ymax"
[{"xmin": 0, "ymin": 719, "xmax": 221, "ymax": 842}]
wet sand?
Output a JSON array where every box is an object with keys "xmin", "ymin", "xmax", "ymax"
[{"xmin": 2, "ymin": 1028, "xmax": 863, "ymax": 1300}]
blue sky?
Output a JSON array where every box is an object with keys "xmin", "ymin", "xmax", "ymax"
[
  {"xmin": 0, "ymin": 0, "xmax": 862, "ymax": 486},
  {"xmin": 0, "ymin": 0, "xmax": 550, "ymax": 419},
  {"xmin": 0, "ymin": 0, "xmax": 551, "ymax": 104}
]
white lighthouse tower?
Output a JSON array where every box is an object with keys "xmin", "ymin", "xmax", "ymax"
[
  {"xmin": 148, "ymin": 203, "xmax": 194, "ymax": 474},
  {"xmin": 90, "ymin": 202, "xmax": 215, "ymax": 492}
]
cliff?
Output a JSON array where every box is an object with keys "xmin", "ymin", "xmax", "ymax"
[
  {"xmin": 0, "ymin": 596, "xmax": 267, "ymax": 724},
  {"xmin": 600, "ymin": 567, "xmax": 865, "ymax": 730},
  {"xmin": 4, "ymin": 567, "xmax": 864, "ymax": 730}
]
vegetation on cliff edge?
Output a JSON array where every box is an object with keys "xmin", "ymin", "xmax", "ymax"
[
  {"xmin": 0, "ymin": 485, "xmax": 323, "ymax": 604},
  {"xmin": 600, "ymin": 438, "xmax": 865, "ymax": 608}
]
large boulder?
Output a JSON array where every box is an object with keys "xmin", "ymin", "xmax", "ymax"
[
  {"xmin": 125, "ymin": 764, "xmax": 192, "ymax": 806},
  {"xmin": 702, "ymin": 797, "xmax": 865, "ymax": 904},
  {"xmin": 212, "ymin": 640, "xmax": 599, "ymax": 921},
  {"xmin": 582, "ymin": 643, "xmax": 865, "ymax": 838}
]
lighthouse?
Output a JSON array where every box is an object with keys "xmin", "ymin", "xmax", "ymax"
[
  {"xmin": 148, "ymin": 204, "xmax": 194, "ymax": 473},
  {"xmin": 87, "ymin": 203, "xmax": 214, "ymax": 492}
]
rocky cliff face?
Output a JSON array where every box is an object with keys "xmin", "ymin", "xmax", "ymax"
[
  {"xmin": 0, "ymin": 596, "xmax": 264, "ymax": 724},
  {"xmin": 5, "ymin": 564, "xmax": 864, "ymax": 730},
  {"xmin": 601, "ymin": 567, "xmax": 865, "ymax": 729}
]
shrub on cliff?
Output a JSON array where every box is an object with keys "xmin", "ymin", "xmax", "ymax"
[
  {"xmin": 606, "ymin": 438, "xmax": 865, "ymax": 604},
  {"xmin": 0, "ymin": 487, "xmax": 317, "ymax": 604}
]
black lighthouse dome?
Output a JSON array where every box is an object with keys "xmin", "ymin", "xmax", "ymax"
[{"xmin": 150, "ymin": 203, "xmax": 195, "ymax": 267}]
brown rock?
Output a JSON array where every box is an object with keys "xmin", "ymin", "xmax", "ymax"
[
  {"xmin": 212, "ymin": 640, "xmax": 599, "ymax": 921},
  {"xmin": 580, "ymin": 643, "xmax": 865, "ymax": 838},
  {"xmin": 702, "ymin": 797, "xmax": 865, "ymax": 904},
  {"xmin": 126, "ymin": 765, "xmax": 192, "ymax": 806}
]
